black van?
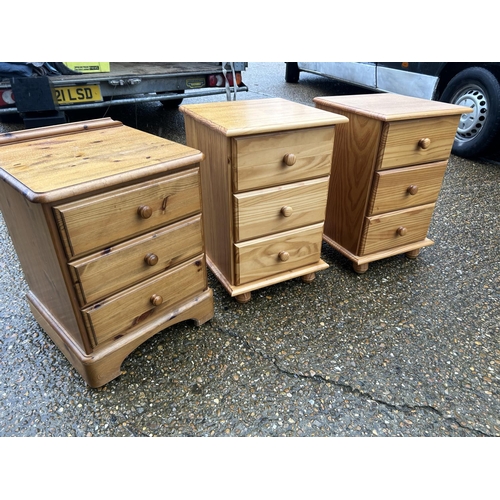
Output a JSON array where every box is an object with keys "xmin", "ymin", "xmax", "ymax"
[{"xmin": 285, "ymin": 62, "xmax": 500, "ymax": 159}]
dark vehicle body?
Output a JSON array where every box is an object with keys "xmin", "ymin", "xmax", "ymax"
[
  {"xmin": 285, "ymin": 62, "xmax": 500, "ymax": 158},
  {"xmin": 1, "ymin": 62, "xmax": 247, "ymax": 128}
]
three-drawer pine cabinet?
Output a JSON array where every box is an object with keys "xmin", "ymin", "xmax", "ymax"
[
  {"xmin": 181, "ymin": 98, "xmax": 348, "ymax": 303},
  {"xmin": 313, "ymin": 93, "xmax": 472, "ymax": 273},
  {"xmin": 0, "ymin": 118, "xmax": 213, "ymax": 387}
]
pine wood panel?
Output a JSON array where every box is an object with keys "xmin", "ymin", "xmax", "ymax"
[
  {"xmin": 0, "ymin": 117, "xmax": 122, "ymax": 145},
  {"xmin": 232, "ymin": 126, "xmax": 334, "ymax": 191},
  {"xmin": 315, "ymin": 93, "xmax": 471, "ymax": 271},
  {"xmin": 0, "ymin": 119, "xmax": 203, "ymax": 203},
  {"xmin": 184, "ymin": 115, "xmax": 234, "ymax": 281},
  {"xmin": 83, "ymin": 256, "xmax": 207, "ymax": 347},
  {"xmin": 234, "ymin": 177, "xmax": 329, "ymax": 241},
  {"xmin": 180, "ymin": 98, "xmax": 348, "ymax": 137},
  {"xmin": 54, "ymin": 168, "xmax": 201, "ymax": 258},
  {"xmin": 360, "ymin": 204, "xmax": 436, "ymax": 255},
  {"xmin": 378, "ymin": 116, "xmax": 461, "ymax": 170},
  {"xmin": 316, "ymin": 110, "xmax": 382, "ymax": 254},
  {"xmin": 234, "ymin": 223, "xmax": 325, "ymax": 285},
  {"xmin": 323, "ymin": 234, "xmax": 434, "ymax": 266},
  {"xmin": 181, "ymin": 98, "xmax": 343, "ymax": 299},
  {"xmin": 28, "ymin": 288, "xmax": 214, "ymax": 388},
  {"xmin": 0, "ymin": 118, "xmax": 213, "ymax": 385},
  {"xmin": 0, "ymin": 180, "xmax": 87, "ymax": 351},
  {"xmin": 313, "ymin": 93, "xmax": 472, "ymax": 121},
  {"xmin": 368, "ymin": 161, "xmax": 448, "ymax": 215},
  {"xmin": 69, "ymin": 215, "xmax": 203, "ymax": 305}
]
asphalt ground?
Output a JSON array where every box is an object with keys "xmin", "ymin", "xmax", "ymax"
[{"xmin": 1, "ymin": 63, "xmax": 498, "ymax": 495}]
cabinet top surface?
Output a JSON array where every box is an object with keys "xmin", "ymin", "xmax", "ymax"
[
  {"xmin": 180, "ymin": 98, "xmax": 349, "ymax": 136},
  {"xmin": 0, "ymin": 118, "xmax": 203, "ymax": 203},
  {"xmin": 313, "ymin": 93, "xmax": 472, "ymax": 121}
]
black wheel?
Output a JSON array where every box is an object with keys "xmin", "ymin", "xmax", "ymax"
[
  {"xmin": 285, "ymin": 62, "xmax": 300, "ymax": 83},
  {"xmin": 440, "ymin": 67, "xmax": 500, "ymax": 158},
  {"xmin": 158, "ymin": 90, "xmax": 184, "ymax": 108}
]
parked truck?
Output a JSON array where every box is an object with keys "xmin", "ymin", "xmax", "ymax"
[{"xmin": 0, "ymin": 62, "xmax": 248, "ymax": 128}]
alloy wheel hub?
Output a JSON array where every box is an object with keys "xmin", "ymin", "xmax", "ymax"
[{"xmin": 454, "ymin": 86, "xmax": 488, "ymax": 141}]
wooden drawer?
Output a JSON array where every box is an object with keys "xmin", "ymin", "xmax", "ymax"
[
  {"xmin": 378, "ymin": 116, "xmax": 459, "ymax": 170},
  {"xmin": 232, "ymin": 127, "xmax": 334, "ymax": 191},
  {"xmin": 368, "ymin": 161, "xmax": 448, "ymax": 215},
  {"xmin": 69, "ymin": 215, "xmax": 203, "ymax": 305},
  {"xmin": 82, "ymin": 255, "xmax": 207, "ymax": 347},
  {"xmin": 360, "ymin": 204, "xmax": 436, "ymax": 255},
  {"xmin": 54, "ymin": 168, "xmax": 201, "ymax": 258},
  {"xmin": 234, "ymin": 223, "xmax": 324, "ymax": 285},
  {"xmin": 233, "ymin": 177, "xmax": 329, "ymax": 242}
]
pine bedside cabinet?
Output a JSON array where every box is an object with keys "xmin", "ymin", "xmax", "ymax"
[
  {"xmin": 180, "ymin": 98, "xmax": 348, "ymax": 303},
  {"xmin": 0, "ymin": 118, "xmax": 213, "ymax": 387},
  {"xmin": 313, "ymin": 93, "xmax": 472, "ymax": 273}
]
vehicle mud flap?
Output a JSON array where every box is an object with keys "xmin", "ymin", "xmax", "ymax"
[{"xmin": 10, "ymin": 76, "xmax": 66, "ymax": 129}]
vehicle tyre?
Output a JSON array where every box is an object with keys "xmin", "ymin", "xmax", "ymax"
[
  {"xmin": 440, "ymin": 66, "xmax": 500, "ymax": 158},
  {"xmin": 159, "ymin": 90, "xmax": 184, "ymax": 108},
  {"xmin": 285, "ymin": 63, "xmax": 300, "ymax": 83}
]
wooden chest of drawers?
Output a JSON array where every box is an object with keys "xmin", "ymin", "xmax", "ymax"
[
  {"xmin": 313, "ymin": 93, "xmax": 472, "ymax": 273},
  {"xmin": 0, "ymin": 118, "xmax": 213, "ymax": 387},
  {"xmin": 181, "ymin": 98, "xmax": 348, "ymax": 302}
]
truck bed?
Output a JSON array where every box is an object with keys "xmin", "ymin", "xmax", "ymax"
[
  {"xmin": 49, "ymin": 62, "xmax": 235, "ymax": 83},
  {"xmin": 0, "ymin": 62, "xmax": 248, "ymax": 117}
]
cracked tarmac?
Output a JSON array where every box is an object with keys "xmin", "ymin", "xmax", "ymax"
[{"xmin": 0, "ymin": 63, "xmax": 499, "ymax": 438}]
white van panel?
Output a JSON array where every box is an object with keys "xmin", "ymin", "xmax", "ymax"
[
  {"xmin": 297, "ymin": 62, "xmax": 377, "ymax": 87},
  {"xmin": 296, "ymin": 62, "xmax": 439, "ymax": 99},
  {"xmin": 376, "ymin": 66, "xmax": 439, "ymax": 99}
]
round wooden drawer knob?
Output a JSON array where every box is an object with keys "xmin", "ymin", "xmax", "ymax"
[
  {"xmin": 137, "ymin": 205, "xmax": 153, "ymax": 219},
  {"xmin": 283, "ymin": 153, "xmax": 297, "ymax": 166},
  {"xmin": 281, "ymin": 206, "xmax": 293, "ymax": 217},
  {"xmin": 150, "ymin": 294, "xmax": 163, "ymax": 306},
  {"xmin": 397, "ymin": 226, "xmax": 408, "ymax": 236},
  {"xmin": 278, "ymin": 251, "xmax": 290, "ymax": 262},
  {"xmin": 418, "ymin": 137, "xmax": 431, "ymax": 149},
  {"xmin": 144, "ymin": 253, "xmax": 159, "ymax": 266},
  {"xmin": 407, "ymin": 184, "xmax": 419, "ymax": 195}
]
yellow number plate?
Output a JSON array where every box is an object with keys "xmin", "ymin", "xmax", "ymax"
[{"xmin": 55, "ymin": 85, "xmax": 102, "ymax": 104}]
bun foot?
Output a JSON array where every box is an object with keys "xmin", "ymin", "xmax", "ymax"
[
  {"xmin": 353, "ymin": 262, "xmax": 369, "ymax": 274},
  {"xmin": 235, "ymin": 292, "xmax": 251, "ymax": 304},
  {"xmin": 405, "ymin": 249, "xmax": 420, "ymax": 259},
  {"xmin": 301, "ymin": 272, "xmax": 316, "ymax": 283}
]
